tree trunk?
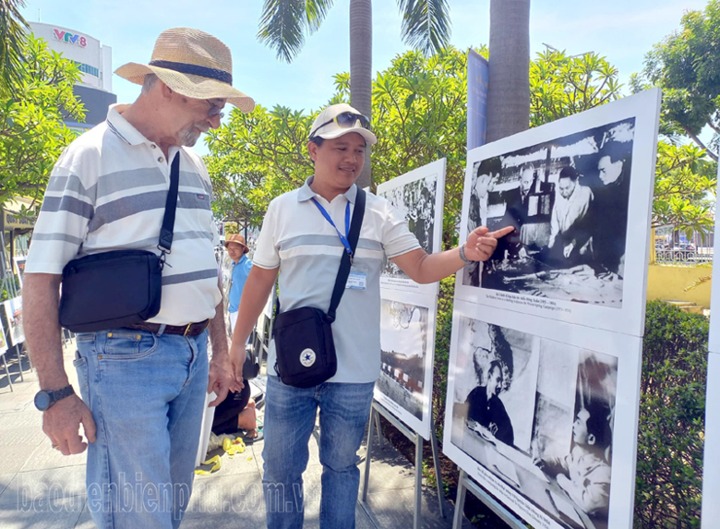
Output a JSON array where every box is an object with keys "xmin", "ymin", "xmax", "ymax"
[
  {"xmin": 349, "ymin": 0, "xmax": 373, "ymax": 189},
  {"xmin": 486, "ymin": 0, "xmax": 530, "ymax": 143}
]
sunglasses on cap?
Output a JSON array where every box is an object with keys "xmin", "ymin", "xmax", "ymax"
[{"xmin": 309, "ymin": 111, "xmax": 371, "ymax": 139}]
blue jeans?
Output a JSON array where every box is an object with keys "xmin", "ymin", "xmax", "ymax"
[
  {"xmin": 74, "ymin": 328, "xmax": 209, "ymax": 529},
  {"xmin": 262, "ymin": 376, "xmax": 374, "ymax": 529}
]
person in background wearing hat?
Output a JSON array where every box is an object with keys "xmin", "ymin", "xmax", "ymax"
[
  {"xmin": 228, "ymin": 102, "xmax": 513, "ymax": 528},
  {"xmin": 224, "ymin": 234, "xmax": 253, "ymax": 333},
  {"xmin": 22, "ymin": 28, "xmax": 251, "ymax": 529}
]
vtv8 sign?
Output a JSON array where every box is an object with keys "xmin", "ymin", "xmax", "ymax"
[{"xmin": 53, "ymin": 29, "xmax": 87, "ymax": 47}]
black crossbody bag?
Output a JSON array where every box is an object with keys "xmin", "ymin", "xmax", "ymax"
[
  {"xmin": 59, "ymin": 153, "xmax": 180, "ymax": 333},
  {"xmin": 272, "ymin": 189, "xmax": 366, "ymax": 388}
]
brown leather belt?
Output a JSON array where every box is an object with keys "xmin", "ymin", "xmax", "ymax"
[{"xmin": 125, "ymin": 319, "xmax": 210, "ymax": 336}]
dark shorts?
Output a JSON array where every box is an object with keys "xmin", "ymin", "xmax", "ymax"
[{"xmin": 211, "ymin": 380, "xmax": 250, "ymax": 435}]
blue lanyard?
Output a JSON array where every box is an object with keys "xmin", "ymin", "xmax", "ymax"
[{"xmin": 311, "ymin": 198, "xmax": 353, "ymax": 257}]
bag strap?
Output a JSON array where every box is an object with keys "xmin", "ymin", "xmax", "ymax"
[
  {"xmin": 326, "ymin": 188, "xmax": 366, "ymax": 323},
  {"xmin": 157, "ymin": 153, "xmax": 181, "ymax": 258},
  {"xmin": 273, "ymin": 188, "xmax": 367, "ymax": 322}
]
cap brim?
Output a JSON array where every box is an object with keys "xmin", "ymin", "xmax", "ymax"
[
  {"xmin": 315, "ymin": 126, "xmax": 377, "ymax": 145},
  {"xmin": 114, "ymin": 62, "xmax": 255, "ymax": 113}
]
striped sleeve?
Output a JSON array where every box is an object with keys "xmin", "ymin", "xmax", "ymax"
[
  {"xmin": 252, "ymin": 196, "xmax": 281, "ymax": 269},
  {"xmin": 379, "ymin": 197, "xmax": 422, "ymax": 258},
  {"xmin": 25, "ymin": 143, "xmax": 100, "ymax": 274}
]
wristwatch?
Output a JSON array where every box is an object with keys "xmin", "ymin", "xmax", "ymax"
[{"xmin": 34, "ymin": 385, "xmax": 75, "ymax": 411}]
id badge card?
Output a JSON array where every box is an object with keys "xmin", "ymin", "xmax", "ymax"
[{"xmin": 346, "ymin": 267, "xmax": 367, "ymax": 290}]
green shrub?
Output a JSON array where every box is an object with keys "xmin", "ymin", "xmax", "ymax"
[
  {"xmin": 635, "ymin": 300, "xmax": 708, "ymax": 529},
  {"xmin": 431, "ymin": 297, "xmax": 708, "ymax": 528},
  {"xmin": 0, "ymin": 274, "xmax": 21, "ymax": 302}
]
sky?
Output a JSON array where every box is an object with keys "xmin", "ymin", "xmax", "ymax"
[{"xmin": 20, "ymin": 0, "xmax": 708, "ymax": 122}]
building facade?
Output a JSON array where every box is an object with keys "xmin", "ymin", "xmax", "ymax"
[{"xmin": 29, "ymin": 22, "xmax": 116, "ymax": 130}]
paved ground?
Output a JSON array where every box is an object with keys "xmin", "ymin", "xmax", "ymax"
[{"xmin": 0, "ymin": 341, "xmax": 473, "ymax": 529}]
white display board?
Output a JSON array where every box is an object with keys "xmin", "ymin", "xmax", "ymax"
[
  {"xmin": 455, "ymin": 89, "xmax": 661, "ymax": 336},
  {"xmin": 445, "ymin": 89, "xmax": 660, "ymax": 529},
  {"xmin": 373, "ymin": 158, "xmax": 447, "ymax": 440},
  {"xmin": 376, "ymin": 291, "xmax": 437, "ymax": 439},
  {"xmin": 701, "ymin": 353, "xmax": 720, "ymax": 528},
  {"xmin": 0, "ymin": 314, "xmax": 8, "ymax": 354},
  {"xmin": 377, "ymin": 158, "xmax": 446, "ymax": 298},
  {"xmin": 2, "ymin": 297, "xmax": 25, "ymax": 346},
  {"xmin": 13, "ymin": 255, "xmax": 26, "ymax": 288},
  {"xmin": 700, "ymin": 163, "xmax": 720, "ymax": 528},
  {"xmin": 444, "ymin": 301, "xmax": 642, "ymax": 529}
]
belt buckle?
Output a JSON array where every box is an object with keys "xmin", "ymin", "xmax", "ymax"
[{"xmin": 183, "ymin": 323, "xmax": 193, "ymax": 336}]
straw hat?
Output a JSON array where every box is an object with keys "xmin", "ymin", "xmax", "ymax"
[
  {"xmin": 115, "ymin": 27, "xmax": 255, "ymax": 112},
  {"xmin": 224, "ymin": 234, "xmax": 249, "ymax": 254}
]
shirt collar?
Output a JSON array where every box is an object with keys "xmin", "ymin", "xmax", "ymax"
[
  {"xmin": 106, "ymin": 103, "xmax": 182, "ymax": 160},
  {"xmin": 106, "ymin": 104, "xmax": 148, "ymax": 146},
  {"xmin": 298, "ymin": 177, "xmax": 358, "ymax": 204}
]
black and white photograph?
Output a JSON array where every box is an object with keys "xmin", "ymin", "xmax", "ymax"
[
  {"xmin": 377, "ymin": 158, "xmax": 446, "ymax": 296},
  {"xmin": 444, "ymin": 301, "xmax": 642, "ymax": 529},
  {"xmin": 375, "ymin": 292, "xmax": 437, "ymax": 439},
  {"xmin": 447, "ymin": 313, "xmax": 540, "ymax": 456},
  {"xmin": 463, "ymin": 118, "xmax": 633, "ymax": 303},
  {"xmin": 2, "ymin": 297, "xmax": 24, "ymax": 346},
  {"xmin": 456, "ymin": 89, "xmax": 660, "ymax": 336}
]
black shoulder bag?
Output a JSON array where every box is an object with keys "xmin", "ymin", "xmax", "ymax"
[
  {"xmin": 59, "ymin": 153, "xmax": 180, "ymax": 332},
  {"xmin": 272, "ymin": 189, "xmax": 366, "ymax": 388}
]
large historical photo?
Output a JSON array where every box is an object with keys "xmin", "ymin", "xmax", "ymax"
[
  {"xmin": 444, "ymin": 301, "xmax": 642, "ymax": 529},
  {"xmin": 456, "ymin": 89, "xmax": 660, "ymax": 336},
  {"xmin": 377, "ymin": 158, "xmax": 446, "ymax": 296},
  {"xmin": 375, "ymin": 292, "xmax": 437, "ymax": 439},
  {"xmin": 463, "ymin": 118, "xmax": 633, "ymax": 305}
]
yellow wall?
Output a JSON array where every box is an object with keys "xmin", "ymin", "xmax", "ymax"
[{"xmin": 647, "ymin": 264, "xmax": 712, "ymax": 309}]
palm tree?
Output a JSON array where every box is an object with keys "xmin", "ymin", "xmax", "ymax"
[
  {"xmin": 257, "ymin": 0, "xmax": 451, "ymax": 187},
  {"xmin": 486, "ymin": 0, "xmax": 530, "ymax": 142},
  {"xmin": 0, "ymin": 0, "xmax": 29, "ymax": 96},
  {"xmin": 349, "ymin": 0, "xmax": 372, "ymax": 140}
]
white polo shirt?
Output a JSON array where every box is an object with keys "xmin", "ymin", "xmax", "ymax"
[
  {"xmin": 25, "ymin": 104, "xmax": 221, "ymax": 325},
  {"xmin": 254, "ymin": 179, "xmax": 421, "ymax": 383}
]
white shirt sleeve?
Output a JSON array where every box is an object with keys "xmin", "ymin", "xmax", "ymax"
[{"xmin": 252, "ymin": 197, "xmax": 281, "ymax": 269}]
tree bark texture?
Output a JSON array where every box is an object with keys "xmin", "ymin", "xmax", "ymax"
[
  {"xmin": 349, "ymin": 0, "xmax": 373, "ymax": 189},
  {"xmin": 486, "ymin": 0, "xmax": 531, "ymax": 143}
]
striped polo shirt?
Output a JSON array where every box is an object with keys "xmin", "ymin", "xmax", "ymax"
[
  {"xmin": 254, "ymin": 179, "xmax": 421, "ymax": 383},
  {"xmin": 25, "ymin": 104, "xmax": 221, "ymax": 325}
]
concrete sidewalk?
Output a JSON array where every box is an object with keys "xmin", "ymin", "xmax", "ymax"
[{"xmin": 0, "ymin": 342, "xmax": 473, "ymax": 528}]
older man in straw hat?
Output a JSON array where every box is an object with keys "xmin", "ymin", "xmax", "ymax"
[{"xmin": 23, "ymin": 28, "xmax": 251, "ymax": 529}]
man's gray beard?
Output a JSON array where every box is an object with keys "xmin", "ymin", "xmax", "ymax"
[{"xmin": 180, "ymin": 127, "xmax": 201, "ymax": 147}]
